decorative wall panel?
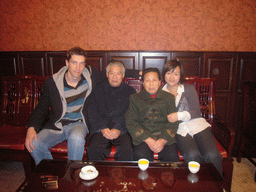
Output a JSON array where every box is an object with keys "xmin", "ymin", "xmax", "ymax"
[
  {"xmin": 108, "ymin": 52, "xmax": 138, "ymax": 70},
  {"xmin": 140, "ymin": 52, "xmax": 171, "ymax": 74},
  {"xmin": 172, "ymin": 52, "xmax": 203, "ymax": 77},
  {"xmin": 19, "ymin": 52, "xmax": 46, "ymax": 76},
  {"xmin": 47, "ymin": 52, "xmax": 66, "ymax": 76}
]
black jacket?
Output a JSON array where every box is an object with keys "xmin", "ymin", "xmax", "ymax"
[{"xmin": 88, "ymin": 81, "xmax": 136, "ymax": 136}]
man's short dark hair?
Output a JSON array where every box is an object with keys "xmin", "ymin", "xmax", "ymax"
[
  {"xmin": 67, "ymin": 47, "xmax": 87, "ymax": 61},
  {"xmin": 142, "ymin": 68, "xmax": 161, "ymax": 81}
]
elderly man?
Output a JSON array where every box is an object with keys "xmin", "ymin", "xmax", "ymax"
[{"xmin": 86, "ymin": 60, "xmax": 136, "ymax": 161}]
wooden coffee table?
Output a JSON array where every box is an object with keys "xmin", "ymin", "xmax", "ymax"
[{"xmin": 17, "ymin": 159, "xmax": 225, "ymax": 192}]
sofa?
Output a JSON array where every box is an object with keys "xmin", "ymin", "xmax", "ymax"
[{"xmin": 0, "ymin": 75, "xmax": 235, "ymax": 191}]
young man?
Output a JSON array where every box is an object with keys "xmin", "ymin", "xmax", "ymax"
[
  {"xmin": 86, "ymin": 60, "xmax": 136, "ymax": 161},
  {"xmin": 25, "ymin": 47, "xmax": 100, "ymax": 165}
]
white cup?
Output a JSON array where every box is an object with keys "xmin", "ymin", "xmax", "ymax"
[
  {"xmin": 80, "ymin": 165, "xmax": 98, "ymax": 179},
  {"xmin": 188, "ymin": 161, "xmax": 200, "ymax": 174},
  {"xmin": 138, "ymin": 159, "xmax": 149, "ymax": 171}
]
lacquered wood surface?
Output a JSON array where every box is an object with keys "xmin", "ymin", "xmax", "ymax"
[{"xmin": 17, "ymin": 160, "xmax": 224, "ymax": 192}]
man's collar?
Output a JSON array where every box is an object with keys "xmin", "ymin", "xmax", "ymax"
[{"xmin": 64, "ymin": 74, "xmax": 85, "ymax": 89}]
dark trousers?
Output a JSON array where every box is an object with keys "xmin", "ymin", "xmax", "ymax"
[
  {"xmin": 175, "ymin": 127, "xmax": 223, "ymax": 176},
  {"xmin": 86, "ymin": 132, "xmax": 133, "ymax": 161},
  {"xmin": 133, "ymin": 142, "xmax": 179, "ymax": 162}
]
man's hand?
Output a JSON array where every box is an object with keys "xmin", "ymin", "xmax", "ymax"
[
  {"xmin": 25, "ymin": 127, "xmax": 37, "ymax": 153},
  {"xmin": 167, "ymin": 112, "xmax": 178, "ymax": 123},
  {"xmin": 110, "ymin": 129, "xmax": 121, "ymax": 139},
  {"xmin": 101, "ymin": 128, "xmax": 113, "ymax": 140},
  {"xmin": 154, "ymin": 138, "xmax": 167, "ymax": 153}
]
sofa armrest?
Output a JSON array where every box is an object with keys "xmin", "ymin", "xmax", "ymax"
[{"xmin": 212, "ymin": 114, "xmax": 235, "ymax": 159}]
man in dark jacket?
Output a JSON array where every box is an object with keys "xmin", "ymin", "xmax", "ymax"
[
  {"xmin": 86, "ymin": 60, "xmax": 136, "ymax": 161},
  {"xmin": 25, "ymin": 47, "xmax": 102, "ymax": 165}
]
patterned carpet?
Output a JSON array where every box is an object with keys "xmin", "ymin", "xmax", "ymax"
[{"xmin": 0, "ymin": 158, "xmax": 255, "ymax": 192}]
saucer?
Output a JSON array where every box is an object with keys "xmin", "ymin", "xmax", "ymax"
[{"xmin": 79, "ymin": 170, "xmax": 99, "ymax": 180}]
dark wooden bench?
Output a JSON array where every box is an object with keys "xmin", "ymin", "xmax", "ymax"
[
  {"xmin": 0, "ymin": 75, "xmax": 235, "ymax": 191},
  {"xmin": 0, "ymin": 75, "xmax": 46, "ymax": 177}
]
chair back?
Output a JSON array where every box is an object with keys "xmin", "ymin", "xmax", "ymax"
[{"xmin": 1, "ymin": 75, "xmax": 47, "ymax": 126}]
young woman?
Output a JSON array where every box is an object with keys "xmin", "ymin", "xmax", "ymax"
[
  {"xmin": 125, "ymin": 68, "xmax": 179, "ymax": 162},
  {"xmin": 162, "ymin": 60, "xmax": 223, "ymax": 175}
]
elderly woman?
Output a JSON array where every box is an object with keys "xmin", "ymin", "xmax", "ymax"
[{"xmin": 125, "ymin": 68, "xmax": 179, "ymax": 162}]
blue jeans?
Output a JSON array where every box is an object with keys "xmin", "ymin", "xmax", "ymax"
[{"xmin": 30, "ymin": 121, "xmax": 88, "ymax": 165}]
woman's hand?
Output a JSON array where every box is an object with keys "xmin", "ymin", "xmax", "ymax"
[
  {"xmin": 154, "ymin": 139, "xmax": 167, "ymax": 153},
  {"xmin": 144, "ymin": 137, "xmax": 157, "ymax": 152},
  {"xmin": 144, "ymin": 138, "xmax": 168, "ymax": 153},
  {"xmin": 167, "ymin": 112, "xmax": 178, "ymax": 123}
]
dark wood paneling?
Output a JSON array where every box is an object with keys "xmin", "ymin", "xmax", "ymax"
[
  {"xmin": 238, "ymin": 53, "xmax": 256, "ymax": 92},
  {"xmin": 18, "ymin": 52, "xmax": 46, "ymax": 76},
  {"xmin": 233, "ymin": 53, "xmax": 256, "ymax": 155},
  {"xmin": 108, "ymin": 52, "xmax": 139, "ymax": 70},
  {"xmin": 46, "ymin": 52, "xmax": 66, "ymax": 75},
  {"xmin": 86, "ymin": 51, "xmax": 107, "ymax": 71},
  {"xmin": 172, "ymin": 52, "xmax": 203, "ymax": 77},
  {"xmin": 139, "ymin": 52, "xmax": 171, "ymax": 74},
  {"xmin": 204, "ymin": 53, "xmax": 237, "ymax": 91},
  {"xmin": 0, "ymin": 52, "xmax": 17, "ymax": 77},
  {"xmin": 204, "ymin": 53, "xmax": 238, "ymax": 124},
  {"xmin": 215, "ymin": 94, "xmax": 229, "ymax": 122},
  {"xmin": 0, "ymin": 52, "xmax": 18, "ymax": 103}
]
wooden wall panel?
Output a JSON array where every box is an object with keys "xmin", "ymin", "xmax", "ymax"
[
  {"xmin": 139, "ymin": 52, "xmax": 171, "ymax": 74},
  {"xmin": 46, "ymin": 52, "xmax": 66, "ymax": 76},
  {"xmin": 233, "ymin": 53, "xmax": 256, "ymax": 154},
  {"xmin": 204, "ymin": 53, "xmax": 238, "ymax": 124},
  {"xmin": 47, "ymin": 51, "xmax": 107, "ymax": 75},
  {"xmin": 238, "ymin": 53, "xmax": 256, "ymax": 91},
  {"xmin": 0, "ymin": 52, "xmax": 18, "ymax": 104},
  {"xmin": 172, "ymin": 52, "xmax": 203, "ymax": 77},
  {"xmin": 108, "ymin": 52, "xmax": 139, "ymax": 70},
  {"xmin": 0, "ymin": 52, "xmax": 17, "ymax": 77},
  {"xmin": 204, "ymin": 53, "xmax": 237, "ymax": 91},
  {"xmin": 19, "ymin": 52, "xmax": 46, "ymax": 76},
  {"xmin": 86, "ymin": 52, "xmax": 107, "ymax": 71}
]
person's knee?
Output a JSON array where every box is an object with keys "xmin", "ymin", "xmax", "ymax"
[
  {"xmin": 204, "ymin": 151, "xmax": 223, "ymax": 163},
  {"xmin": 68, "ymin": 133, "xmax": 86, "ymax": 144},
  {"xmin": 31, "ymin": 139, "xmax": 47, "ymax": 151},
  {"xmin": 184, "ymin": 151, "xmax": 201, "ymax": 162},
  {"xmin": 86, "ymin": 143, "xmax": 98, "ymax": 153}
]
